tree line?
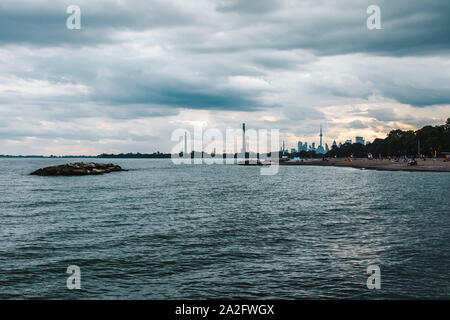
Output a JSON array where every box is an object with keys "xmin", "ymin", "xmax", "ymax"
[{"xmin": 325, "ymin": 118, "xmax": 450, "ymax": 158}]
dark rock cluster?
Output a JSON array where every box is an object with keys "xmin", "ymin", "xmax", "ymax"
[{"xmin": 30, "ymin": 162, "xmax": 125, "ymax": 176}]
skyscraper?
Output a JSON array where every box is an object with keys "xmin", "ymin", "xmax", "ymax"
[{"xmin": 355, "ymin": 136, "xmax": 365, "ymax": 144}]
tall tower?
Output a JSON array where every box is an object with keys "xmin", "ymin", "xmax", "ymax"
[
  {"xmin": 184, "ymin": 131, "xmax": 187, "ymax": 154},
  {"xmin": 242, "ymin": 123, "xmax": 246, "ymax": 154},
  {"xmin": 319, "ymin": 125, "xmax": 323, "ymax": 147}
]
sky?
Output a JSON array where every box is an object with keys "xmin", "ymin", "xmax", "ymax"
[{"xmin": 0, "ymin": 0, "xmax": 449, "ymax": 155}]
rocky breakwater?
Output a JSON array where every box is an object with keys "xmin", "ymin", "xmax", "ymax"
[{"xmin": 30, "ymin": 162, "xmax": 126, "ymax": 176}]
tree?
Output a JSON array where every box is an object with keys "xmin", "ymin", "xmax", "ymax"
[{"xmin": 326, "ymin": 119, "xmax": 449, "ymax": 158}]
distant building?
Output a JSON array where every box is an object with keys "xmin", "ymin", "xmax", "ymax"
[
  {"xmin": 325, "ymin": 143, "xmax": 329, "ymax": 153},
  {"xmin": 298, "ymin": 142, "xmax": 308, "ymax": 152},
  {"xmin": 316, "ymin": 146, "xmax": 325, "ymax": 154},
  {"xmin": 296, "ymin": 141, "xmax": 318, "ymax": 152},
  {"xmin": 355, "ymin": 136, "xmax": 365, "ymax": 144},
  {"xmin": 291, "ymin": 148, "xmax": 296, "ymax": 154},
  {"xmin": 345, "ymin": 139, "xmax": 352, "ymax": 144},
  {"xmin": 332, "ymin": 140, "xmax": 337, "ymax": 147}
]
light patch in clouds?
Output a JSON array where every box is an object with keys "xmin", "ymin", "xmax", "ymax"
[{"xmin": 0, "ymin": 75, "xmax": 89, "ymax": 98}]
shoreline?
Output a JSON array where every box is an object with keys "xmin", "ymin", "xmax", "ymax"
[{"xmin": 240, "ymin": 158, "xmax": 450, "ymax": 172}]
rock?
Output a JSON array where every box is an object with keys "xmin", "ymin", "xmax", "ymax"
[{"xmin": 30, "ymin": 162, "xmax": 126, "ymax": 176}]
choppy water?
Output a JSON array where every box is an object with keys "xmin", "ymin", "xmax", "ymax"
[{"xmin": 0, "ymin": 158, "xmax": 449, "ymax": 299}]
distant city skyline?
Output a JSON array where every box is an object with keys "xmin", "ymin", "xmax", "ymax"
[{"xmin": 286, "ymin": 125, "xmax": 367, "ymax": 154}]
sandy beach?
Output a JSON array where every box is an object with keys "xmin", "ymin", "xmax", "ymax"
[
  {"xmin": 283, "ymin": 158, "xmax": 450, "ymax": 172},
  {"xmin": 241, "ymin": 158, "xmax": 450, "ymax": 172}
]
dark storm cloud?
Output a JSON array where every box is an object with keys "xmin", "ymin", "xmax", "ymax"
[
  {"xmin": 97, "ymin": 83, "xmax": 264, "ymax": 111},
  {"xmin": 0, "ymin": 43, "xmax": 271, "ymax": 115},
  {"xmin": 1, "ymin": 0, "xmax": 448, "ymax": 56},
  {"xmin": 205, "ymin": 0, "xmax": 450, "ymax": 57},
  {"xmin": 0, "ymin": 7, "xmax": 109, "ymax": 46},
  {"xmin": 0, "ymin": 0, "xmax": 197, "ymax": 46}
]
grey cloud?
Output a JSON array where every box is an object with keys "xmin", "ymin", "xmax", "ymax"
[
  {"xmin": 90, "ymin": 72, "xmax": 267, "ymax": 111},
  {"xmin": 216, "ymin": 0, "xmax": 281, "ymax": 14},
  {"xmin": 1, "ymin": 0, "xmax": 448, "ymax": 58},
  {"xmin": 0, "ymin": 45, "xmax": 274, "ymax": 116},
  {"xmin": 209, "ymin": 0, "xmax": 450, "ymax": 57},
  {"xmin": 0, "ymin": 124, "xmax": 159, "ymax": 142},
  {"xmin": 250, "ymin": 50, "xmax": 316, "ymax": 70},
  {"xmin": 381, "ymin": 86, "xmax": 450, "ymax": 107},
  {"xmin": 365, "ymin": 108, "xmax": 401, "ymax": 122},
  {"xmin": 283, "ymin": 106, "xmax": 325, "ymax": 121},
  {"xmin": 0, "ymin": 0, "xmax": 198, "ymax": 47},
  {"xmin": 347, "ymin": 120, "xmax": 369, "ymax": 129},
  {"xmin": 0, "ymin": 0, "xmax": 449, "ymax": 154}
]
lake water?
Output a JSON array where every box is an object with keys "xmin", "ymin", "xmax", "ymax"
[{"xmin": 0, "ymin": 158, "xmax": 449, "ymax": 299}]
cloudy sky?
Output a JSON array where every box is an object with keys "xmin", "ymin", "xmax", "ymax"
[{"xmin": 0, "ymin": 0, "xmax": 449, "ymax": 155}]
